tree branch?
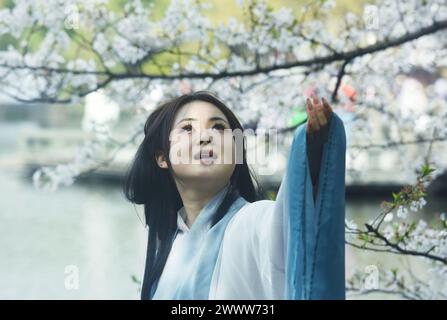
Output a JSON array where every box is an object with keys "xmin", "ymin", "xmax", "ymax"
[{"xmin": 1, "ymin": 19, "xmax": 446, "ymax": 81}]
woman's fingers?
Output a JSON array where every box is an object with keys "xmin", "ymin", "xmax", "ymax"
[
  {"xmin": 306, "ymin": 98, "xmax": 312, "ymax": 133},
  {"xmin": 306, "ymin": 94, "xmax": 335, "ymax": 134},
  {"xmin": 306, "ymin": 98, "xmax": 320, "ymax": 133},
  {"xmin": 312, "ymin": 95, "xmax": 328, "ymax": 128},
  {"xmin": 321, "ymin": 97, "xmax": 333, "ymax": 121},
  {"xmin": 307, "ymin": 118, "xmax": 313, "ymax": 134}
]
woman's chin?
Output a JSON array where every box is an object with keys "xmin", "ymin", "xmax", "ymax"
[
  {"xmin": 201, "ymin": 158, "xmax": 219, "ymax": 166},
  {"xmin": 177, "ymin": 164, "xmax": 233, "ymax": 180}
]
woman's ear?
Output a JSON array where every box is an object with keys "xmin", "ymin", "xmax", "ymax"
[{"xmin": 155, "ymin": 151, "xmax": 168, "ymax": 169}]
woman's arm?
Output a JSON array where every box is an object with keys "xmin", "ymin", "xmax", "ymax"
[
  {"xmin": 256, "ymin": 97, "xmax": 346, "ymax": 300},
  {"xmin": 213, "ymin": 97, "xmax": 345, "ymax": 300}
]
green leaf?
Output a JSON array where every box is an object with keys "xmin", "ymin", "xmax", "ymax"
[
  {"xmin": 421, "ymin": 164, "xmax": 435, "ymax": 177},
  {"xmin": 392, "ymin": 192, "xmax": 399, "ymax": 201}
]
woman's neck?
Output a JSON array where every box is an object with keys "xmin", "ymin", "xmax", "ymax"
[{"xmin": 176, "ymin": 182, "xmax": 229, "ymax": 228}]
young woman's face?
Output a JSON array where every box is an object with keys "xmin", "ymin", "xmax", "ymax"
[{"xmin": 158, "ymin": 101, "xmax": 237, "ymax": 186}]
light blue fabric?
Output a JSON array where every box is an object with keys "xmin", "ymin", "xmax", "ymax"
[
  {"xmin": 150, "ymin": 113, "xmax": 346, "ymax": 300},
  {"xmin": 151, "ymin": 183, "xmax": 248, "ymax": 299},
  {"xmin": 284, "ymin": 113, "xmax": 346, "ymax": 299}
]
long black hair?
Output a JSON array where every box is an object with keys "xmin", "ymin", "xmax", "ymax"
[{"xmin": 123, "ymin": 90, "xmax": 265, "ymax": 299}]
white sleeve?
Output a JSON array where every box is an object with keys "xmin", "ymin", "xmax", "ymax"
[
  {"xmin": 211, "ymin": 199, "xmax": 286, "ymax": 299},
  {"xmin": 251, "ymin": 196, "xmax": 287, "ymax": 299}
]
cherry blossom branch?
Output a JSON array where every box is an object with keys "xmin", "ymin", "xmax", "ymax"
[{"xmin": 1, "ymin": 18, "xmax": 446, "ymax": 82}]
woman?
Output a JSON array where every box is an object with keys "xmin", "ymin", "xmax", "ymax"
[{"xmin": 123, "ymin": 90, "xmax": 346, "ymax": 300}]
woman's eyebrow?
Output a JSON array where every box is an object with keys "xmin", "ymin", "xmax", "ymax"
[{"xmin": 175, "ymin": 116, "xmax": 229, "ymax": 126}]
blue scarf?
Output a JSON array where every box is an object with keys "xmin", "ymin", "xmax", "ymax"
[{"xmin": 151, "ymin": 184, "xmax": 248, "ymax": 299}]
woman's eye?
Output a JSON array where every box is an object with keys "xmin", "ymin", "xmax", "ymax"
[
  {"xmin": 212, "ymin": 123, "xmax": 226, "ymax": 131},
  {"xmin": 181, "ymin": 124, "xmax": 193, "ymax": 132}
]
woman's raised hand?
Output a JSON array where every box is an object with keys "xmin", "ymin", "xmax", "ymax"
[{"xmin": 305, "ymin": 94, "xmax": 333, "ymax": 135}]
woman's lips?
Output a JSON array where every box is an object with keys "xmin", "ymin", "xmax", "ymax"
[
  {"xmin": 193, "ymin": 149, "xmax": 218, "ymax": 166},
  {"xmin": 193, "ymin": 149, "xmax": 218, "ymax": 161}
]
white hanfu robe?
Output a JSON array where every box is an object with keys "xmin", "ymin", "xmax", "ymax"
[{"xmin": 150, "ymin": 113, "xmax": 346, "ymax": 300}]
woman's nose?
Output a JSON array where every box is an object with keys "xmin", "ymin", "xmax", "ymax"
[{"xmin": 200, "ymin": 129, "xmax": 213, "ymax": 145}]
